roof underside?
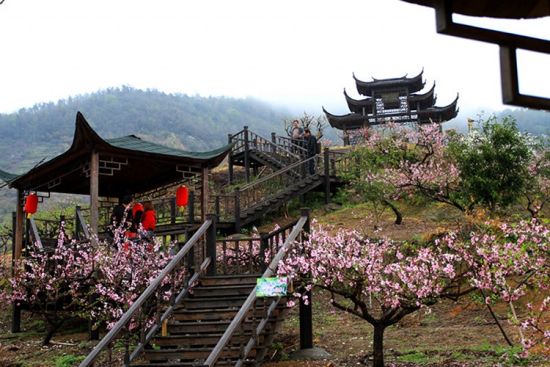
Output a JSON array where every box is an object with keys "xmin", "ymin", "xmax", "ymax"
[
  {"xmin": 401, "ymin": 0, "xmax": 550, "ymax": 19},
  {"xmin": 2, "ymin": 112, "xmax": 232, "ymax": 197},
  {"xmin": 354, "ymin": 69, "xmax": 425, "ymax": 96},
  {"xmin": 344, "ymin": 83, "xmax": 437, "ymax": 114},
  {"xmin": 324, "ymin": 95, "xmax": 458, "ymax": 130}
]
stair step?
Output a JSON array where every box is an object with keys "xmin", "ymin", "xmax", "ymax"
[
  {"xmin": 177, "ymin": 295, "xmax": 249, "ymax": 310},
  {"xmin": 191, "ymin": 284, "xmax": 255, "ymax": 297},
  {"xmin": 171, "ymin": 308, "xmax": 240, "ymax": 321},
  {"xmin": 199, "ymin": 275, "xmax": 260, "ymax": 286},
  {"xmin": 167, "ymin": 319, "xmax": 275, "ymax": 334},
  {"xmin": 132, "ymin": 361, "xmax": 255, "ymax": 367},
  {"xmin": 143, "ymin": 347, "xmax": 257, "ymax": 361},
  {"xmin": 152, "ymin": 333, "xmax": 263, "ymax": 349}
]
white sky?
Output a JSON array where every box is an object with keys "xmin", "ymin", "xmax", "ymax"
[{"xmin": 0, "ymin": 0, "xmax": 548, "ymax": 115}]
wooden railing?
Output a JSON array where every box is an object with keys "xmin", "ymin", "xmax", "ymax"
[
  {"xmin": 79, "ymin": 218, "xmax": 217, "ymax": 367},
  {"xmin": 216, "ymin": 217, "xmax": 300, "ymax": 275},
  {"xmin": 203, "ymin": 209, "xmax": 310, "ymax": 367}
]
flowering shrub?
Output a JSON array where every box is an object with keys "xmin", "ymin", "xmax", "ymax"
[
  {"xmin": 0, "ymin": 222, "xmax": 184, "ymax": 344},
  {"xmin": 279, "ymin": 219, "xmax": 550, "ymax": 367}
]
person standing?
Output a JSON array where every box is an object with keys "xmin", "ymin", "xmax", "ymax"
[
  {"xmin": 141, "ymin": 201, "xmax": 156, "ymax": 236},
  {"xmin": 303, "ymin": 128, "xmax": 318, "ymax": 174},
  {"xmin": 291, "ymin": 120, "xmax": 304, "ymax": 153}
]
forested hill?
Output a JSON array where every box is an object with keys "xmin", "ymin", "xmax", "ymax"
[{"xmin": 0, "ymin": 86, "xmax": 290, "ymax": 175}]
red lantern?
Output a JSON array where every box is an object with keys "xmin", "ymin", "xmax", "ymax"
[
  {"xmin": 176, "ymin": 185, "xmax": 189, "ymax": 207},
  {"xmin": 24, "ymin": 193, "xmax": 38, "ymax": 218}
]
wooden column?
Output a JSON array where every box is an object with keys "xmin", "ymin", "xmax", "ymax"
[
  {"xmin": 323, "ymin": 148, "xmax": 330, "ymax": 204},
  {"xmin": 12, "ymin": 207, "xmax": 22, "ymax": 333},
  {"xmin": 244, "ymin": 126, "xmax": 250, "ymax": 183},
  {"xmin": 299, "ymin": 208, "xmax": 313, "ymax": 349},
  {"xmin": 14, "ymin": 190, "xmax": 24, "ymax": 260},
  {"xmin": 89, "ymin": 151, "xmax": 99, "ymax": 237},
  {"xmin": 228, "ymin": 133, "xmax": 234, "ymax": 185},
  {"xmin": 201, "ymin": 167, "xmax": 209, "ymax": 222}
]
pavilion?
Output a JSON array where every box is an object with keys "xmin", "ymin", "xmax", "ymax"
[
  {"xmin": 0, "ymin": 112, "xmax": 232, "ymax": 261},
  {"xmin": 323, "ymin": 70, "xmax": 459, "ymax": 144}
]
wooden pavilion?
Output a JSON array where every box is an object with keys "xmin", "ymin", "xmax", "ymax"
[
  {"xmin": 0, "ymin": 111, "xmax": 232, "ymax": 262},
  {"xmin": 323, "ymin": 70, "xmax": 459, "ymax": 144}
]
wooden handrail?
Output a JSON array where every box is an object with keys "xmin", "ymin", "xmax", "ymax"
[
  {"xmin": 239, "ymin": 154, "xmax": 318, "ymax": 192},
  {"xmin": 79, "ymin": 219, "xmax": 212, "ymax": 367},
  {"xmin": 28, "ymin": 218, "xmax": 43, "ymax": 248},
  {"xmin": 75, "ymin": 207, "xmax": 90, "ymax": 240},
  {"xmin": 203, "ymin": 214, "xmax": 308, "ymax": 367}
]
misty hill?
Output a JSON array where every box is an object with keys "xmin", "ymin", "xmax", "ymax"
[{"xmin": 0, "ymin": 86, "xmax": 291, "ymax": 175}]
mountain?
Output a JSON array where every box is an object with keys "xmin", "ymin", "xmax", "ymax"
[{"xmin": 0, "ymin": 87, "xmax": 294, "ymax": 219}]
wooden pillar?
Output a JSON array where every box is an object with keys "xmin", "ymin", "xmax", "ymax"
[
  {"xmin": 299, "ymin": 208, "xmax": 313, "ymax": 349},
  {"xmin": 228, "ymin": 133, "xmax": 234, "ymax": 185},
  {"xmin": 14, "ymin": 190, "xmax": 24, "ymax": 260},
  {"xmin": 323, "ymin": 148, "xmax": 330, "ymax": 204},
  {"xmin": 244, "ymin": 126, "xmax": 250, "ymax": 183},
  {"xmin": 89, "ymin": 151, "xmax": 99, "ymax": 237},
  {"xmin": 11, "ymin": 209, "xmax": 21, "ymax": 333},
  {"xmin": 201, "ymin": 167, "xmax": 209, "ymax": 222},
  {"xmin": 205, "ymin": 214, "xmax": 217, "ymax": 276}
]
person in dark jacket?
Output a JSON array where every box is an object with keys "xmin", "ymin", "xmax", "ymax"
[
  {"xmin": 109, "ymin": 194, "xmax": 133, "ymax": 238},
  {"xmin": 303, "ymin": 128, "xmax": 318, "ymax": 174}
]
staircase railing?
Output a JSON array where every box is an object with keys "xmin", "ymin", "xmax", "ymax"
[
  {"xmin": 238, "ymin": 154, "xmax": 322, "ymax": 211},
  {"xmin": 216, "ymin": 217, "xmax": 300, "ymax": 275},
  {"xmin": 230, "ymin": 127, "xmax": 302, "ymax": 165},
  {"xmin": 272, "ymin": 134, "xmax": 308, "ymax": 157},
  {"xmin": 79, "ymin": 218, "xmax": 217, "ymax": 367},
  {"xmin": 203, "ymin": 209, "xmax": 310, "ymax": 367}
]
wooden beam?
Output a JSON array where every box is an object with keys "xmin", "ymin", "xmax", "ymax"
[
  {"xmin": 90, "ymin": 151, "xmax": 99, "ymax": 237},
  {"xmin": 14, "ymin": 190, "xmax": 24, "ymax": 260}
]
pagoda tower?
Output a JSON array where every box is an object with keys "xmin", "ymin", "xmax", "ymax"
[{"xmin": 323, "ymin": 70, "xmax": 459, "ymax": 144}]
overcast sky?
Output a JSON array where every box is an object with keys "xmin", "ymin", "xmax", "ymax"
[{"xmin": 0, "ymin": 0, "xmax": 548, "ymax": 116}]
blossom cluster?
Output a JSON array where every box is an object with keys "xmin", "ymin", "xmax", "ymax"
[{"xmin": 279, "ymin": 219, "xmax": 549, "ymax": 356}]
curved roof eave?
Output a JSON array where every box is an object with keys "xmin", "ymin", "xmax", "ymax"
[
  {"xmin": 8, "ymin": 112, "xmax": 233, "ymax": 192},
  {"xmin": 343, "ymin": 89, "xmax": 374, "ymax": 113},
  {"xmin": 353, "ymin": 69, "xmax": 425, "ymax": 96}
]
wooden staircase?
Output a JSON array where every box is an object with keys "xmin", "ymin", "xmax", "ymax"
[
  {"xmin": 131, "ymin": 274, "xmax": 285, "ymax": 367},
  {"xmin": 79, "ymin": 215, "xmax": 308, "ymax": 367}
]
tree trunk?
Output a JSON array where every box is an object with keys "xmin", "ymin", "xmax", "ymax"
[
  {"xmin": 383, "ymin": 200, "xmax": 402, "ymax": 225},
  {"xmin": 372, "ymin": 324, "xmax": 386, "ymax": 367},
  {"xmin": 42, "ymin": 319, "xmax": 63, "ymax": 346}
]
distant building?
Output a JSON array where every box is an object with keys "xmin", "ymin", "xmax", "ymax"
[{"xmin": 323, "ymin": 70, "xmax": 458, "ymax": 145}]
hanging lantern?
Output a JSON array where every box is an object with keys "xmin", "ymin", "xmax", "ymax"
[
  {"xmin": 176, "ymin": 185, "xmax": 189, "ymax": 207},
  {"xmin": 24, "ymin": 193, "xmax": 38, "ymax": 218}
]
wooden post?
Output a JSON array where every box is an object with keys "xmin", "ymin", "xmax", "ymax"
[
  {"xmin": 201, "ymin": 167, "xmax": 209, "ymax": 222},
  {"xmin": 14, "ymin": 190, "xmax": 24, "ymax": 260},
  {"xmin": 271, "ymin": 132, "xmax": 277, "ymax": 153},
  {"xmin": 324, "ymin": 148, "xmax": 330, "ymax": 204},
  {"xmin": 299, "ymin": 208, "xmax": 313, "ymax": 350},
  {"xmin": 170, "ymin": 197, "xmax": 176, "ymax": 225},
  {"xmin": 215, "ymin": 196, "xmax": 220, "ymax": 218},
  {"xmin": 11, "ymin": 211, "xmax": 21, "ymax": 333},
  {"xmin": 206, "ymin": 214, "xmax": 217, "ymax": 276},
  {"xmin": 188, "ymin": 191, "xmax": 195, "ymax": 223},
  {"xmin": 244, "ymin": 126, "xmax": 250, "ymax": 183},
  {"xmin": 234, "ymin": 188, "xmax": 241, "ymax": 233},
  {"xmin": 89, "ymin": 151, "xmax": 99, "ymax": 238},
  {"xmin": 259, "ymin": 232, "xmax": 269, "ymax": 273},
  {"xmin": 228, "ymin": 133, "xmax": 234, "ymax": 185}
]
